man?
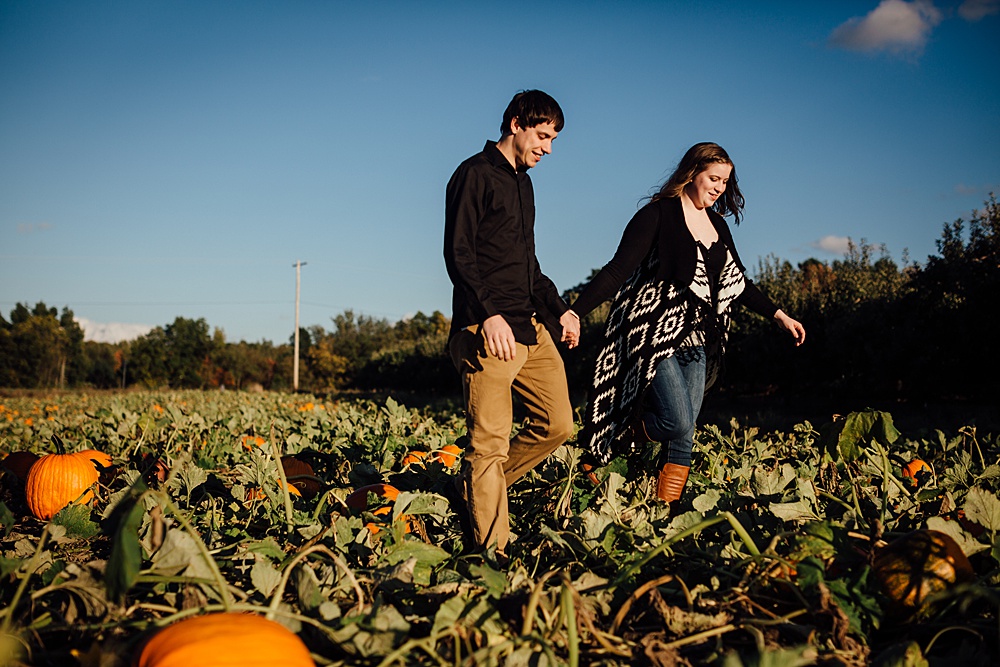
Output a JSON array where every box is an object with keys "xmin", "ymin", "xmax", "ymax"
[{"xmin": 444, "ymin": 90, "xmax": 580, "ymax": 562}]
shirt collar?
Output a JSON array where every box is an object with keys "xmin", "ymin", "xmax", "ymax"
[{"xmin": 483, "ymin": 140, "xmax": 519, "ymax": 175}]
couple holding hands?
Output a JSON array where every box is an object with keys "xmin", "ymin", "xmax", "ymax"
[{"xmin": 444, "ymin": 90, "xmax": 806, "ymax": 561}]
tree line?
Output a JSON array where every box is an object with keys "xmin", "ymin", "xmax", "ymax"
[{"xmin": 2, "ymin": 196, "xmax": 997, "ymax": 405}]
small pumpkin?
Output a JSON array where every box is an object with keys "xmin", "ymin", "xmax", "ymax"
[
  {"xmin": 25, "ymin": 452, "xmax": 101, "ymax": 520},
  {"xmin": 364, "ymin": 505, "xmax": 413, "ymax": 535},
  {"xmin": 76, "ymin": 449, "xmax": 112, "ymax": 469},
  {"xmin": 873, "ymin": 529, "xmax": 974, "ymax": 618},
  {"xmin": 1, "ymin": 451, "xmax": 40, "ymax": 483},
  {"xmin": 345, "ymin": 483, "xmax": 399, "ymax": 511},
  {"xmin": 245, "ymin": 479, "xmax": 302, "ymax": 502},
  {"xmin": 134, "ymin": 612, "xmax": 315, "ymax": 667},
  {"xmin": 435, "ymin": 444, "xmax": 462, "ymax": 467},
  {"xmin": 401, "ymin": 450, "xmax": 429, "ymax": 467},
  {"xmin": 901, "ymin": 459, "xmax": 931, "ymax": 486},
  {"xmin": 280, "ymin": 456, "xmax": 321, "ymax": 499}
]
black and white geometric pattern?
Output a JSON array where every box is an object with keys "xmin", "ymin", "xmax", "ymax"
[{"xmin": 581, "ymin": 244, "xmax": 747, "ymax": 464}]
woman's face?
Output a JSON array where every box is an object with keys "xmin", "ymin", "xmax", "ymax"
[{"xmin": 685, "ymin": 162, "xmax": 732, "ymax": 209}]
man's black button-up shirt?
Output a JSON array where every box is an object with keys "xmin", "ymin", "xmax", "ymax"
[{"xmin": 444, "ymin": 141, "xmax": 567, "ymax": 345}]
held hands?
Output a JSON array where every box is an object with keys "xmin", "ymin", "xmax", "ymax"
[
  {"xmin": 482, "ymin": 314, "xmax": 517, "ymax": 361},
  {"xmin": 774, "ymin": 310, "xmax": 806, "ymax": 346},
  {"xmin": 560, "ymin": 309, "xmax": 581, "ymax": 349}
]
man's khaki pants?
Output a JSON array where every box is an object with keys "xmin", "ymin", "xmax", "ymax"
[{"xmin": 449, "ymin": 320, "xmax": 574, "ymax": 555}]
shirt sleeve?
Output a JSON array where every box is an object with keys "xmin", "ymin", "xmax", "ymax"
[
  {"xmin": 532, "ymin": 263, "xmax": 569, "ymax": 319},
  {"xmin": 738, "ymin": 277, "xmax": 779, "ymax": 319},
  {"xmin": 571, "ymin": 203, "xmax": 660, "ymax": 318},
  {"xmin": 444, "ymin": 165, "xmax": 498, "ymax": 322}
]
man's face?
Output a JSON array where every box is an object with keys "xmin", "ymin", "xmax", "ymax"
[{"xmin": 511, "ymin": 119, "xmax": 558, "ymax": 170}]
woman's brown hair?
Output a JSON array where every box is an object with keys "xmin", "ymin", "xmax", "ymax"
[{"xmin": 651, "ymin": 142, "xmax": 745, "ymax": 224}]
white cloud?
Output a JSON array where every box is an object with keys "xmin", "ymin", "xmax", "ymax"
[
  {"xmin": 954, "ymin": 182, "xmax": 999, "ymax": 196},
  {"xmin": 809, "ymin": 235, "xmax": 853, "ymax": 255},
  {"xmin": 75, "ymin": 317, "xmax": 154, "ymax": 344},
  {"xmin": 829, "ymin": 0, "xmax": 942, "ymax": 55},
  {"xmin": 16, "ymin": 222, "xmax": 53, "ymax": 234},
  {"xmin": 958, "ymin": 0, "xmax": 1000, "ymax": 20}
]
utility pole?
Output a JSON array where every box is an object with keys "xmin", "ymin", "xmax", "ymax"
[{"xmin": 293, "ymin": 260, "xmax": 307, "ymax": 391}]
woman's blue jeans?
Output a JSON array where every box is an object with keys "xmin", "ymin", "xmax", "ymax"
[{"xmin": 639, "ymin": 347, "xmax": 706, "ymax": 468}]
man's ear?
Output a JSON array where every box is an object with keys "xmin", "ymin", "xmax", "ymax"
[{"xmin": 509, "ymin": 116, "xmax": 522, "ymax": 135}]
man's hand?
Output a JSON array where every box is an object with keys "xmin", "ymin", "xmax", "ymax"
[
  {"xmin": 560, "ymin": 310, "xmax": 580, "ymax": 349},
  {"xmin": 774, "ymin": 310, "xmax": 806, "ymax": 346},
  {"xmin": 482, "ymin": 314, "xmax": 517, "ymax": 361}
]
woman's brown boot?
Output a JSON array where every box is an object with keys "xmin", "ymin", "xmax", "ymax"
[{"xmin": 656, "ymin": 463, "xmax": 690, "ymax": 504}]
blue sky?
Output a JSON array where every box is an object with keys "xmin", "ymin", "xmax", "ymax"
[{"xmin": 2, "ymin": 0, "xmax": 998, "ymax": 344}]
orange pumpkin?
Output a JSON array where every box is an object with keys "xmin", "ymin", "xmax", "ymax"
[
  {"xmin": 134, "ymin": 612, "xmax": 316, "ymax": 667},
  {"xmin": 873, "ymin": 529, "xmax": 974, "ymax": 618},
  {"xmin": 901, "ymin": 459, "xmax": 931, "ymax": 486},
  {"xmin": 345, "ymin": 483, "xmax": 399, "ymax": 511},
  {"xmin": 76, "ymin": 449, "xmax": 112, "ymax": 468},
  {"xmin": 364, "ymin": 505, "xmax": 413, "ymax": 535},
  {"xmin": 401, "ymin": 450, "xmax": 429, "ymax": 467},
  {"xmin": 435, "ymin": 444, "xmax": 462, "ymax": 467},
  {"xmin": 245, "ymin": 479, "xmax": 302, "ymax": 502},
  {"xmin": 24, "ymin": 452, "xmax": 101, "ymax": 520},
  {"xmin": 1, "ymin": 451, "xmax": 40, "ymax": 483},
  {"xmin": 280, "ymin": 456, "xmax": 321, "ymax": 499}
]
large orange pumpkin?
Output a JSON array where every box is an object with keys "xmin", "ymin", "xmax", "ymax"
[
  {"xmin": 24, "ymin": 452, "xmax": 101, "ymax": 520},
  {"xmin": 873, "ymin": 529, "xmax": 974, "ymax": 618},
  {"xmin": 134, "ymin": 612, "xmax": 315, "ymax": 667},
  {"xmin": 1, "ymin": 451, "xmax": 40, "ymax": 483},
  {"xmin": 280, "ymin": 456, "xmax": 321, "ymax": 499}
]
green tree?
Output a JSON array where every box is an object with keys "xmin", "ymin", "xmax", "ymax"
[
  {"xmin": 128, "ymin": 316, "xmax": 212, "ymax": 388},
  {"xmin": 0, "ymin": 302, "xmax": 85, "ymax": 388}
]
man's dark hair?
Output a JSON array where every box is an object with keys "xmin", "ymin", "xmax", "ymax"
[{"xmin": 500, "ymin": 90, "xmax": 564, "ymax": 136}]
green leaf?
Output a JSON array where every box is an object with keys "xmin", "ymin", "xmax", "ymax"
[
  {"xmin": 294, "ymin": 563, "xmax": 326, "ymax": 610},
  {"xmin": 243, "ymin": 537, "xmax": 286, "ymax": 561},
  {"xmin": 431, "ymin": 594, "xmax": 468, "ymax": 636},
  {"xmin": 0, "ymin": 555, "xmax": 24, "ymax": 578},
  {"xmin": 469, "ymin": 563, "xmax": 507, "ymax": 599},
  {"xmin": 925, "ymin": 516, "xmax": 989, "ymax": 556},
  {"xmin": 380, "ymin": 539, "xmax": 450, "ymax": 586},
  {"xmin": 105, "ymin": 484, "xmax": 147, "ymax": 602},
  {"xmin": 692, "ymin": 489, "xmax": 722, "ymax": 513},
  {"xmin": 963, "ymin": 487, "xmax": 1000, "ymax": 533},
  {"xmin": 393, "ymin": 491, "xmax": 449, "ymax": 517},
  {"xmin": 752, "ymin": 463, "xmax": 796, "ymax": 496},
  {"xmin": 381, "ymin": 540, "xmax": 450, "ymax": 568},
  {"xmin": 52, "ymin": 504, "xmax": 100, "ymax": 539},
  {"xmin": 769, "ymin": 499, "xmax": 816, "ymax": 523},
  {"xmin": 0, "ymin": 501, "xmax": 15, "ymax": 537},
  {"xmin": 251, "ymin": 555, "xmax": 282, "ymax": 597},
  {"xmin": 41, "ymin": 560, "xmax": 66, "ymax": 586},
  {"xmin": 872, "ymin": 641, "xmax": 929, "ymax": 667},
  {"xmin": 822, "ymin": 410, "xmax": 900, "ymax": 463}
]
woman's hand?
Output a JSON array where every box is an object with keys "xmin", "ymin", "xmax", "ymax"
[
  {"xmin": 773, "ymin": 310, "xmax": 806, "ymax": 346},
  {"xmin": 560, "ymin": 309, "xmax": 581, "ymax": 349}
]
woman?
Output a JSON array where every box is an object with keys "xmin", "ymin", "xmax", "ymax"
[{"xmin": 570, "ymin": 142, "xmax": 805, "ymax": 506}]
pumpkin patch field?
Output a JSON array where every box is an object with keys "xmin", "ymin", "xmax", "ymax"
[{"xmin": 0, "ymin": 392, "xmax": 998, "ymax": 666}]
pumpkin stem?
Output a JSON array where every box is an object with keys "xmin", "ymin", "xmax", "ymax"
[{"xmin": 51, "ymin": 433, "xmax": 66, "ymax": 456}]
